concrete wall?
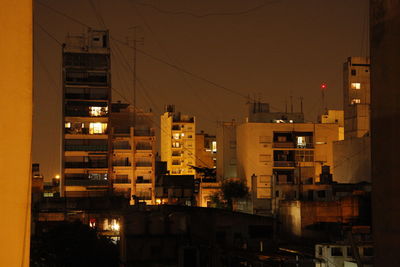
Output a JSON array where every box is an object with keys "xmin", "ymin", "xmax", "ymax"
[
  {"xmin": 0, "ymin": 1, "xmax": 32, "ymax": 265},
  {"xmin": 216, "ymin": 121, "xmax": 237, "ymax": 180},
  {"xmin": 370, "ymin": 1, "xmax": 400, "ymax": 265},
  {"xmin": 333, "ymin": 135, "xmax": 371, "ymax": 183}
]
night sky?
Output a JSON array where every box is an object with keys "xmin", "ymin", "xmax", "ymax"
[{"xmin": 33, "ymin": 0, "xmax": 369, "ymax": 180}]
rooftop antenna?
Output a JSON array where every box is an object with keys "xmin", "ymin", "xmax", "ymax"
[
  {"xmin": 300, "ymin": 96, "xmax": 304, "ymax": 114},
  {"xmin": 129, "ymin": 26, "xmax": 144, "ymax": 127},
  {"xmin": 285, "ymin": 97, "xmax": 288, "ymax": 113},
  {"xmin": 290, "ymin": 95, "xmax": 293, "ymax": 113},
  {"xmin": 321, "ymin": 82, "xmax": 327, "ymax": 113}
]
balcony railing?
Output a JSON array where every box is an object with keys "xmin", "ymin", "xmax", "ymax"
[
  {"xmin": 136, "ymin": 162, "xmax": 152, "ymax": 167},
  {"xmin": 64, "ymin": 179, "xmax": 109, "ymax": 186},
  {"xmin": 65, "ymin": 145, "xmax": 108, "ymax": 151},
  {"xmin": 113, "ymin": 161, "xmax": 131, "ymax": 167},
  {"xmin": 136, "ymin": 145, "xmax": 152, "ymax": 150},
  {"xmin": 113, "ymin": 144, "xmax": 131, "ymax": 150},
  {"xmin": 136, "ymin": 179, "xmax": 151, "ymax": 184},
  {"xmin": 274, "ymin": 161, "xmax": 296, "ymax": 167},
  {"xmin": 65, "ymin": 162, "xmax": 108, "ymax": 168},
  {"xmin": 114, "ymin": 178, "xmax": 131, "ymax": 184},
  {"xmin": 134, "ymin": 129, "xmax": 154, "ymax": 136},
  {"xmin": 273, "ymin": 142, "xmax": 295, "ymax": 148}
]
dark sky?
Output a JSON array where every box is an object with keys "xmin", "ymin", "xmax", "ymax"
[{"xmin": 33, "ymin": 0, "xmax": 369, "ymax": 180}]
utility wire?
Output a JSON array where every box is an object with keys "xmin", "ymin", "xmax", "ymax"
[{"xmin": 131, "ymin": 0, "xmax": 280, "ymax": 18}]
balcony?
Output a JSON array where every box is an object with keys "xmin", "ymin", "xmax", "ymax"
[
  {"xmin": 274, "ymin": 161, "xmax": 296, "ymax": 167},
  {"xmin": 136, "ymin": 178, "xmax": 151, "ymax": 184},
  {"xmin": 136, "ymin": 145, "xmax": 152, "ymax": 151},
  {"xmin": 65, "ymin": 145, "xmax": 108, "ymax": 151},
  {"xmin": 113, "ymin": 160, "xmax": 131, "ymax": 167},
  {"xmin": 136, "ymin": 162, "xmax": 152, "ymax": 167},
  {"xmin": 64, "ymin": 179, "xmax": 109, "ymax": 186},
  {"xmin": 65, "ymin": 162, "xmax": 108, "ymax": 168},
  {"xmin": 273, "ymin": 142, "xmax": 295, "ymax": 148},
  {"xmin": 134, "ymin": 129, "xmax": 154, "ymax": 136},
  {"xmin": 114, "ymin": 178, "xmax": 131, "ymax": 184}
]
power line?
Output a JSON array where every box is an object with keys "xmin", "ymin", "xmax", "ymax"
[{"xmin": 131, "ymin": 0, "xmax": 280, "ymax": 18}]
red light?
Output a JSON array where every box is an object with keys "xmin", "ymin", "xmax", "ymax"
[{"xmin": 321, "ymin": 83, "xmax": 327, "ymax": 90}]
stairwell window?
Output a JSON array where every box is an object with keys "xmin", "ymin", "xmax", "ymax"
[{"xmin": 351, "ymin": 98, "xmax": 361, "ymax": 104}]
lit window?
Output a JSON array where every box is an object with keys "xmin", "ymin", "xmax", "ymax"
[
  {"xmin": 89, "ymin": 122, "xmax": 107, "ymax": 134},
  {"xmin": 89, "ymin": 106, "xmax": 108, "ymax": 117},
  {"xmin": 351, "ymin": 82, "xmax": 361, "ymax": 89},
  {"xmin": 65, "ymin": 122, "xmax": 71, "ymax": 128},
  {"xmin": 172, "ymin": 142, "xmax": 180, "ymax": 148},
  {"xmin": 173, "ymin": 133, "xmax": 180, "ymax": 140},
  {"xmin": 351, "ymin": 98, "xmax": 361, "ymax": 104},
  {"xmin": 297, "ymin": 136, "xmax": 306, "ymax": 148},
  {"xmin": 212, "ymin": 141, "xmax": 217, "ymax": 152}
]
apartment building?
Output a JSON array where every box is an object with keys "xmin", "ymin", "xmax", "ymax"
[
  {"xmin": 333, "ymin": 57, "xmax": 371, "ymax": 183},
  {"xmin": 161, "ymin": 105, "xmax": 196, "ymax": 175},
  {"xmin": 319, "ymin": 109, "xmax": 344, "ymax": 141},
  {"xmin": 195, "ymin": 131, "xmax": 216, "ymax": 169},
  {"xmin": 343, "ymin": 57, "xmax": 370, "ymax": 139},
  {"xmin": 111, "ymin": 103, "xmax": 156, "ymax": 204},
  {"xmin": 62, "ymin": 29, "xmax": 111, "ymax": 197},
  {"xmin": 236, "ymin": 120, "xmax": 339, "ymax": 215}
]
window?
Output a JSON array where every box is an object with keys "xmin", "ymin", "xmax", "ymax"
[
  {"xmin": 363, "ymin": 247, "xmax": 373, "ymax": 257},
  {"xmin": 172, "ymin": 133, "xmax": 180, "ymax": 140},
  {"xmin": 295, "ymin": 150, "xmax": 314, "ymax": 162},
  {"xmin": 277, "ymin": 136, "xmax": 287, "ymax": 142},
  {"xmin": 317, "ymin": 190, "xmax": 326, "ymax": 198},
  {"xmin": 89, "ymin": 106, "xmax": 108, "ymax": 117},
  {"xmin": 351, "ymin": 69, "xmax": 356, "ymax": 76},
  {"xmin": 172, "ymin": 142, "xmax": 180, "ymax": 148},
  {"xmin": 65, "ymin": 122, "xmax": 71, "ymax": 128},
  {"xmin": 89, "ymin": 122, "xmax": 107, "ymax": 134},
  {"xmin": 351, "ymin": 98, "xmax": 361, "ymax": 104},
  {"xmin": 297, "ymin": 136, "xmax": 306, "ymax": 148},
  {"xmin": 351, "ymin": 82, "xmax": 361, "ymax": 89},
  {"xmin": 211, "ymin": 141, "xmax": 217, "ymax": 152},
  {"xmin": 331, "ymin": 247, "xmax": 343, "ymax": 256},
  {"xmin": 347, "ymin": 247, "xmax": 353, "ymax": 257}
]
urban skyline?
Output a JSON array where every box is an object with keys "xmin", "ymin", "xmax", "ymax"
[{"xmin": 33, "ymin": 0, "xmax": 369, "ymax": 180}]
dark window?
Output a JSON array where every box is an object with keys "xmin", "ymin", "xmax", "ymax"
[
  {"xmin": 331, "ymin": 247, "xmax": 343, "ymax": 256},
  {"xmin": 317, "ymin": 190, "xmax": 326, "ymax": 198},
  {"xmin": 347, "ymin": 247, "xmax": 353, "ymax": 257},
  {"xmin": 275, "ymin": 190, "xmax": 279, "ymax": 197},
  {"xmin": 351, "ymin": 69, "xmax": 357, "ymax": 76},
  {"xmin": 363, "ymin": 247, "xmax": 373, "ymax": 256}
]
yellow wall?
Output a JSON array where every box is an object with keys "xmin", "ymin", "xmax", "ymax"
[{"xmin": 0, "ymin": 1, "xmax": 32, "ymax": 266}]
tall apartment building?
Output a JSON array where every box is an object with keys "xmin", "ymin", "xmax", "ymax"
[
  {"xmin": 161, "ymin": 105, "xmax": 196, "ymax": 175},
  {"xmin": 62, "ymin": 29, "xmax": 111, "ymax": 197},
  {"xmin": 111, "ymin": 103, "xmax": 156, "ymax": 204},
  {"xmin": 332, "ymin": 57, "xmax": 371, "ymax": 183},
  {"xmin": 343, "ymin": 57, "xmax": 370, "ymax": 139}
]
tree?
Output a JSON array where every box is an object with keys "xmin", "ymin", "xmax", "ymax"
[{"xmin": 209, "ymin": 180, "xmax": 249, "ymax": 210}]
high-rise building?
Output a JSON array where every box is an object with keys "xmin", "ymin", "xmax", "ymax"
[
  {"xmin": 161, "ymin": 105, "xmax": 196, "ymax": 175},
  {"xmin": 111, "ymin": 103, "xmax": 156, "ymax": 204},
  {"xmin": 343, "ymin": 57, "xmax": 370, "ymax": 139},
  {"xmin": 61, "ymin": 29, "xmax": 111, "ymax": 197}
]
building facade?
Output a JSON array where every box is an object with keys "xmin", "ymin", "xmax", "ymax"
[
  {"xmin": 195, "ymin": 131, "xmax": 216, "ymax": 170},
  {"xmin": 161, "ymin": 105, "xmax": 196, "ymax": 175},
  {"xmin": 236, "ymin": 122, "xmax": 340, "ymax": 215},
  {"xmin": 343, "ymin": 57, "xmax": 370, "ymax": 139},
  {"xmin": 216, "ymin": 120, "xmax": 237, "ymax": 180},
  {"xmin": 111, "ymin": 103, "xmax": 156, "ymax": 204},
  {"xmin": 62, "ymin": 29, "xmax": 111, "ymax": 197}
]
